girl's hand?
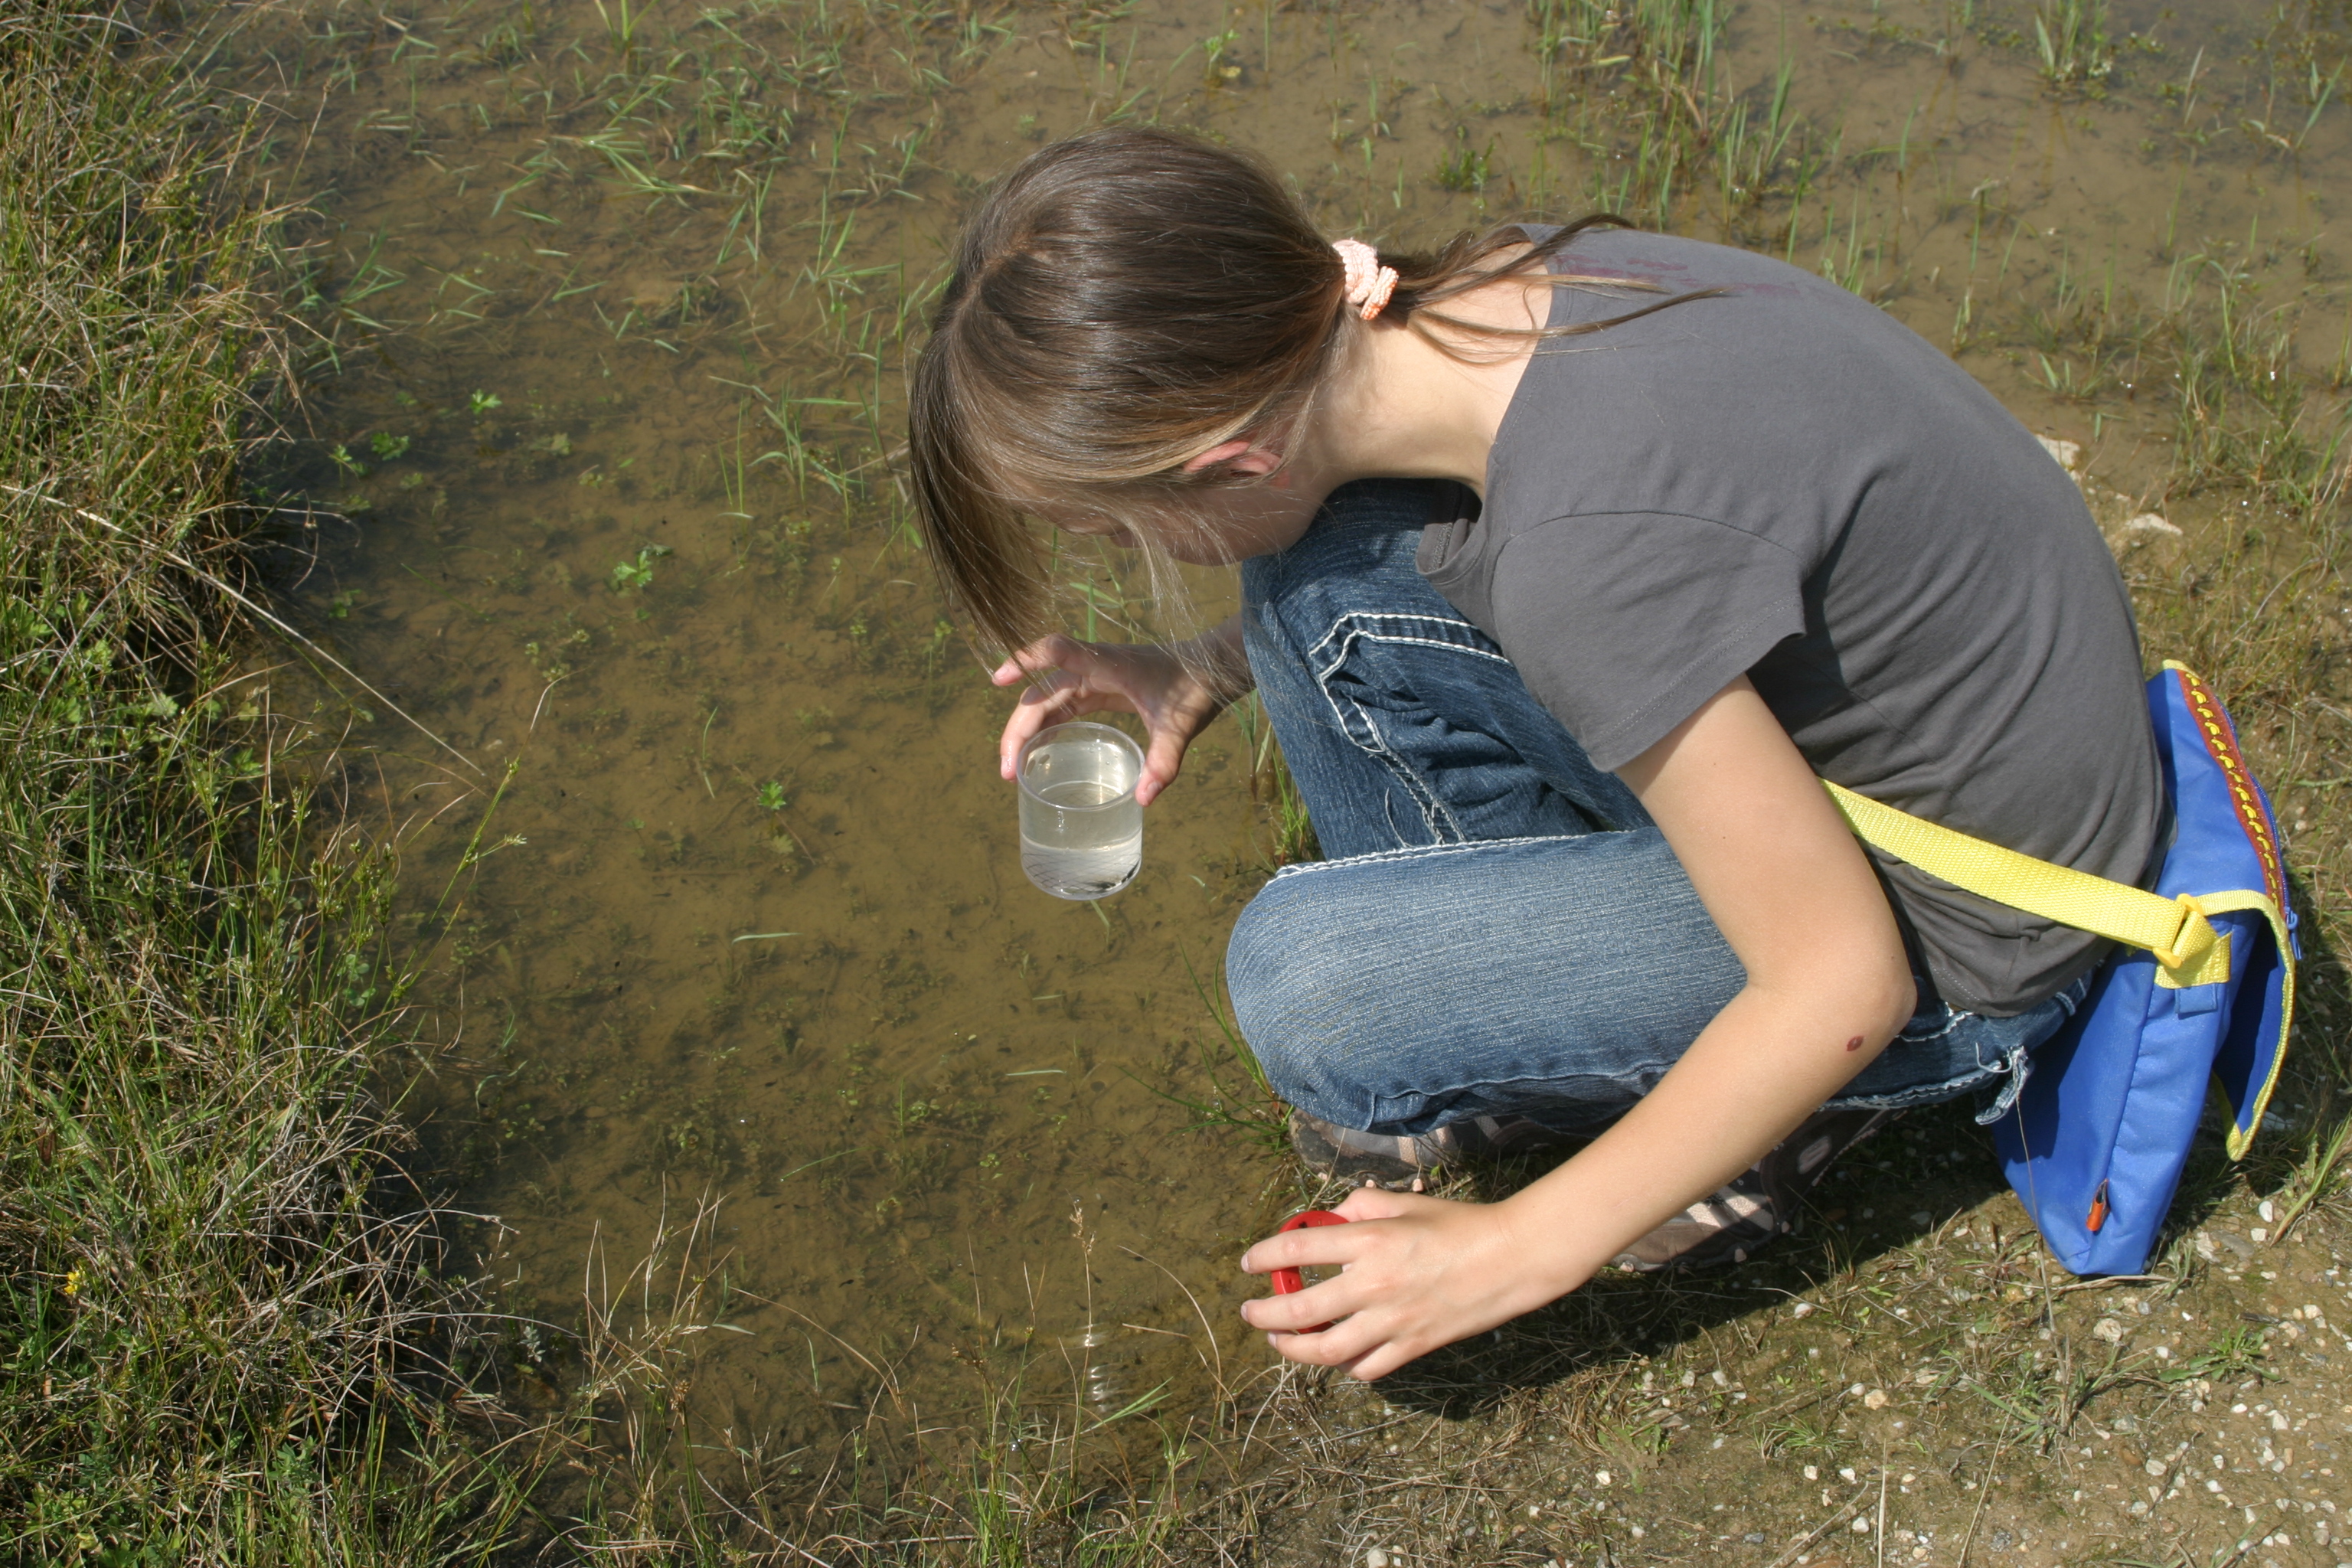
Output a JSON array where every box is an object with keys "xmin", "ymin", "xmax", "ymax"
[
  {"xmin": 1236, "ymin": 1187, "xmax": 1594, "ymax": 1381},
  {"xmin": 994, "ymin": 621, "xmax": 1250, "ymax": 806}
]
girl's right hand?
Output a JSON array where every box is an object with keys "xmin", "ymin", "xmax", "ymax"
[{"xmin": 994, "ymin": 628, "xmax": 1249, "ymax": 806}]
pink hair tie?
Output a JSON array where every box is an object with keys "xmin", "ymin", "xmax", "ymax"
[{"xmin": 1332, "ymin": 238, "xmax": 1398, "ymax": 322}]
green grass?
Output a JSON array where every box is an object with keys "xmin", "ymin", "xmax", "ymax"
[{"xmin": 0, "ymin": 11, "xmax": 528, "ymax": 1560}]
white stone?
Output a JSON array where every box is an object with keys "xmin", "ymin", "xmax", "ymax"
[
  {"xmin": 1365, "ymin": 1551, "xmax": 1389, "ymax": 1568},
  {"xmin": 1596, "ymin": 1470, "xmax": 1612, "ymax": 1487},
  {"xmin": 2037, "ymin": 434, "xmax": 2084, "ymax": 472},
  {"xmin": 1853, "ymin": 1516, "xmax": 1873, "ymax": 1534},
  {"xmin": 2094, "ymin": 1318, "xmax": 2127, "ymax": 1344},
  {"xmin": 1864, "ymin": 1388, "xmax": 1890, "ymax": 1410},
  {"xmin": 2259, "ymin": 1200, "xmax": 2277, "ymax": 1223}
]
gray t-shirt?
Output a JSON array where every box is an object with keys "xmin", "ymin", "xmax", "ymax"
[{"xmin": 1416, "ymin": 229, "xmax": 2162, "ymax": 1016}]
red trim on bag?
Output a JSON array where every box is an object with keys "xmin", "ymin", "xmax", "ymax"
[
  {"xmin": 2174, "ymin": 666, "xmax": 2285, "ymax": 913},
  {"xmin": 2086, "ymin": 1179, "xmax": 2111, "ymax": 1233}
]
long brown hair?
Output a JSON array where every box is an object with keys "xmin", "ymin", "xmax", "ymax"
[{"xmin": 908, "ymin": 126, "xmax": 1710, "ymax": 656}]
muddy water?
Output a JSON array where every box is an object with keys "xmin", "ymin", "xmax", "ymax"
[{"xmin": 236, "ymin": 0, "xmax": 2348, "ymax": 1454}]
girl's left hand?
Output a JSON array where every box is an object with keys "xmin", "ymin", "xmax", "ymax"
[{"xmin": 1236, "ymin": 1187, "xmax": 1593, "ymax": 1380}]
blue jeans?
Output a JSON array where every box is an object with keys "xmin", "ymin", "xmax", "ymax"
[{"xmin": 1223, "ymin": 480, "xmax": 2085, "ymax": 1138}]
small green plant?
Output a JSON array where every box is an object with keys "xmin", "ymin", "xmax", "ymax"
[
  {"xmin": 2033, "ymin": 0, "xmax": 2114, "ymax": 91},
  {"xmin": 327, "ymin": 442, "xmax": 368, "ymax": 477},
  {"xmin": 368, "ymin": 430, "xmax": 410, "ymax": 460},
  {"xmin": 1434, "ymin": 131, "xmax": 1493, "ymax": 194},
  {"xmin": 608, "ymin": 544, "xmax": 671, "ymax": 593},
  {"xmin": 756, "ymin": 780, "xmax": 788, "ymax": 812},
  {"xmin": 468, "ymin": 388, "xmax": 502, "ymax": 415},
  {"xmin": 328, "ymin": 589, "xmax": 359, "ymax": 619},
  {"xmin": 1200, "ymin": 24, "xmax": 1241, "ymax": 85}
]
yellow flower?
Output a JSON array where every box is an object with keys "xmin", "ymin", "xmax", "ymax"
[{"xmin": 60, "ymin": 1264, "xmax": 83, "ymax": 1297}]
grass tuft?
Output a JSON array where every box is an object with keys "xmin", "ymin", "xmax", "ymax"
[{"xmin": 0, "ymin": 11, "xmax": 521, "ymax": 1560}]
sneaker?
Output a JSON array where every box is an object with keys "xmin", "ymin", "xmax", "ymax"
[
  {"xmin": 1289, "ymin": 1110, "xmax": 1582, "ymax": 1190},
  {"xmin": 1611, "ymin": 1105, "xmax": 1904, "ymax": 1272}
]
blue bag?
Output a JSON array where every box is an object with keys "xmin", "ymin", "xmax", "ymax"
[
  {"xmin": 1991, "ymin": 664, "xmax": 2298, "ymax": 1274},
  {"xmin": 1829, "ymin": 662, "xmax": 2298, "ymax": 1276}
]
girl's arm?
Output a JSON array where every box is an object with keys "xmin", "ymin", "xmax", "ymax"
[
  {"xmin": 995, "ymin": 614, "xmax": 1253, "ymax": 805},
  {"xmin": 1239, "ymin": 675, "xmax": 1916, "ymax": 1380}
]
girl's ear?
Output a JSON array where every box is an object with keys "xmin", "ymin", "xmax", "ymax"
[{"xmin": 1182, "ymin": 438, "xmax": 1282, "ymax": 479}]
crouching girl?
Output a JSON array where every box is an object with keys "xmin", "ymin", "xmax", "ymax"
[{"xmin": 908, "ymin": 128, "xmax": 2159, "ymax": 1381}]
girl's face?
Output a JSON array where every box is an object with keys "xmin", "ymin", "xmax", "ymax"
[{"xmin": 1044, "ymin": 469, "xmax": 1323, "ymax": 567}]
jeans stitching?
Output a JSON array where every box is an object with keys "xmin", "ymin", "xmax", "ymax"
[
  {"xmin": 1832, "ymin": 1067, "xmax": 2002, "ymax": 1111},
  {"xmin": 1251, "ymin": 602, "xmax": 1454, "ymax": 847},
  {"xmin": 1897, "ymin": 1006, "xmax": 1965, "ymax": 1044},
  {"xmin": 1303, "ymin": 615, "xmax": 1508, "ymax": 846},
  {"xmin": 1325, "ymin": 684, "xmax": 1462, "ymax": 844},
  {"xmin": 1270, "ymin": 833, "xmax": 1606, "ymax": 880},
  {"xmin": 1304, "ymin": 610, "xmax": 1507, "ymax": 669}
]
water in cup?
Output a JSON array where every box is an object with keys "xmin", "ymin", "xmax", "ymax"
[{"xmin": 1018, "ymin": 722, "xmax": 1143, "ymax": 900}]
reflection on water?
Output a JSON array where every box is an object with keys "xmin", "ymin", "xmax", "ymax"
[{"xmin": 229, "ymin": 0, "xmax": 2347, "ymax": 1452}]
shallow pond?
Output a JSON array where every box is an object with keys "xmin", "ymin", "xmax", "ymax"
[{"xmin": 231, "ymin": 0, "xmax": 2349, "ymax": 1462}]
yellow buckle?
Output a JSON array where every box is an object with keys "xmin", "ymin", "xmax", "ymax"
[{"xmin": 2154, "ymin": 897, "xmax": 2231, "ymax": 989}]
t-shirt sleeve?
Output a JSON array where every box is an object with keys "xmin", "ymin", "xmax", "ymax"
[{"xmin": 1486, "ymin": 511, "xmax": 1808, "ymax": 773}]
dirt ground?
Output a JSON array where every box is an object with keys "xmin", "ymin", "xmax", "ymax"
[{"xmin": 1223, "ymin": 1099, "xmax": 2350, "ymax": 1568}]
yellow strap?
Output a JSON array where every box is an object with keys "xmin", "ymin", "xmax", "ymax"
[{"xmin": 1824, "ymin": 781, "xmax": 2236, "ymax": 988}]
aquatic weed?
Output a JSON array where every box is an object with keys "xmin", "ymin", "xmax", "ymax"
[{"xmin": 608, "ymin": 541, "xmax": 671, "ymax": 592}]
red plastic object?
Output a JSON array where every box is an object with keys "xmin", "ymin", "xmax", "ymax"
[{"xmin": 1269, "ymin": 1210, "xmax": 1350, "ymax": 1332}]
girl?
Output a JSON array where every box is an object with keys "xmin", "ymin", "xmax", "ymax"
[{"xmin": 909, "ymin": 128, "xmax": 2160, "ymax": 1383}]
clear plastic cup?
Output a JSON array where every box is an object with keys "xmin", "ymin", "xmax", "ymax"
[{"xmin": 1016, "ymin": 721, "xmax": 1143, "ymax": 900}]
